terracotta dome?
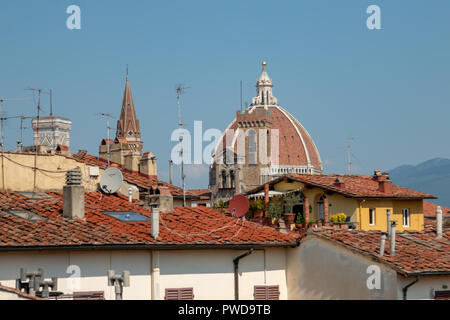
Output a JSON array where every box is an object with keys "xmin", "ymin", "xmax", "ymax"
[{"xmin": 212, "ymin": 61, "xmax": 322, "ymax": 174}]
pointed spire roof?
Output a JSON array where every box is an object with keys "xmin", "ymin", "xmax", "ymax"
[{"xmin": 116, "ymin": 74, "xmax": 141, "ymax": 142}]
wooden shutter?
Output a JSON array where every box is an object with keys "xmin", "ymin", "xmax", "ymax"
[
  {"xmin": 73, "ymin": 291, "xmax": 105, "ymax": 300},
  {"xmin": 165, "ymin": 288, "xmax": 194, "ymax": 300},
  {"xmin": 254, "ymin": 285, "xmax": 280, "ymax": 300},
  {"xmin": 435, "ymin": 290, "xmax": 450, "ymax": 300}
]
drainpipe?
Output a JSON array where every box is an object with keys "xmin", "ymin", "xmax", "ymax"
[
  {"xmin": 390, "ymin": 221, "xmax": 396, "ymax": 256},
  {"xmin": 402, "ymin": 276, "xmax": 419, "ymax": 300},
  {"xmin": 151, "ymin": 250, "xmax": 160, "ymax": 300},
  {"xmin": 386, "ymin": 209, "xmax": 391, "ymax": 237},
  {"xmin": 233, "ymin": 249, "xmax": 254, "ymax": 300}
]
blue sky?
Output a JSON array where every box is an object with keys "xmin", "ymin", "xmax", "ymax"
[{"xmin": 1, "ymin": 0, "xmax": 449, "ymax": 189}]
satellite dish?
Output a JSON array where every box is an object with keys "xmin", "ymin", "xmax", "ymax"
[
  {"xmin": 99, "ymin": 167, "xmax": 123, "ymax": 194},
  {"xmin": 228, "ymin": 194, "xmax": 249, "ymax": 218}
]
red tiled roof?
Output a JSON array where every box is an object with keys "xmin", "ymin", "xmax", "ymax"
[
  {"xmin": 0, "ymin": 191, "xmax": 298, "ymax": 249},
  {"xmin": 71, "ymin": 151, "xmax": 197, "ymax": 197},
  {"xmin": 248, "ymin": 174, "xmax": 436, "ymax": 199},
  {"xmin": 423, "ymin": 201, "xmax": 450, "ymax": 217},
  {"xmin": 310, "ymin": 226, "xmax": 450, "ymax": 276}
]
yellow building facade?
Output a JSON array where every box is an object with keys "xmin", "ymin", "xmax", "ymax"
[{"xmin": 249, "ymin": 173, "xmax": 433, "ymax": 232}]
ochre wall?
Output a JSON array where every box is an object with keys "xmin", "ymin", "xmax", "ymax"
[{"xmin": 271, "ymin": 180, "xmax": 424, "ymax": 231}]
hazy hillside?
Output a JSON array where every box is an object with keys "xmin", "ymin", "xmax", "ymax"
[{"xmin": 389, "ymin": 158, "xmax": 450, "ymax": 207}]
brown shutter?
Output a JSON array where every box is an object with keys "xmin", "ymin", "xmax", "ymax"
[
  {"xmin": 165, "ymin": 288, "xmax": 194, "ymax": 300},
  {"xmin": 73, "ymin": 291, "xmax": 105, "ymax": 300},
  {"xmin": 254, "ymin": 285, "xmax": 280, "ymax": 300},
  {"xmin": 435, "ymin": 290, "xmax": 450, "ymax": 300}
]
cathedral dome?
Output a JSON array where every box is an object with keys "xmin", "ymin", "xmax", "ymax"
[{"xmin": 212, "ymin": 61, "xmax": 322, "ymax": 175}]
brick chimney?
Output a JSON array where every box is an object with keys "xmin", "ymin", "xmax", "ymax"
[
  {"xmin": 333, "ymin": 177, "xmax": 345, "ymax": 188},
  {"xmin": 375, "ymin": 171, "xmax": 392, "ymax": 194},
  {"xmin": 63, "ymin": 168, "xmax": 85, "ymax": 220}
]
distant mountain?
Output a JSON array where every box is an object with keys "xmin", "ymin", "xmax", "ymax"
[{"xmin": 389, "ymin": 158, "xmax": 450, "ymax": 207}]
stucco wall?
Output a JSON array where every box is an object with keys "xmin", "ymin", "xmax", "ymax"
[
  {"xmin": 397, "ymin": 274, "xmax": 450, "ymax": 300},
  {"xmin": 0, "ymin": 250, "xmax": 151, "ymax": 300},
  {"xmin": 0, "ymin": 248, "xmax": 288, "ymax": 300},
  {"xmin": 0, "ymin": 152, "xmax": 140, "ymax": 200},
  {"xmin": 158, "ymin": 248, "xmax": 288, "ymax": 300},
  {"xmin": 360, "ymin": 200, "xmax": 423, "ymax": 232},
  {"xmin": 286, "ymin": 236, "xmax": 398, "ymax": 299}
]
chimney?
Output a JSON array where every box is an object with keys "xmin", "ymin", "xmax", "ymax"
[
  {"xmin": 169, "ymin": 160, "xmax": 173, "ymax": 185},
  {"xmin": 386, "ymin": 209, "xmax": 391, "ymax": 237},
  {"xmin": 151, "ymin": 208, "xmax": 160, "ymax": 239},
  {"xmin": 333, "ymin": 177, "xmax": 345, "ymax": 188},
  {"xmin": 437, "ymin": 206, "xmax": 443, "ymax": 238},
  {"xmin": 390, "ymin": 221, "xmax": 396, "ymax": 256},
  {"xmin": 63, "ymin": 168, "xmax": 85, "ymax": 220},
  {"xmin": 379, "ymin": 232, "xmax": 387, "ymax": 257},
  {"xmin": 375, "ymin": 171, "xmax": 392, "ymax": 194}
]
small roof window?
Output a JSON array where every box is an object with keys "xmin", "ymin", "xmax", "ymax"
[
  {"xmin": 17, "ymin": 192, "xmax": 54, "ymax": 201},
  {"xmin": 5, "ymin": 210, "xmax": 45, "ymax": 222},
  {"xmin": 102, "ymin": 211, "xmax": 149, "ymax": 222}
]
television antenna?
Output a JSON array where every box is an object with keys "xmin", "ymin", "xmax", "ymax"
[
  {"xmin": 25, "ymin": 87, "xmax": 51, "ymax": 191},
  {"xmin": 175, "ymin": 84, "xmax": 190, "ymax": 207},
  {"xmin": 346, "ymin": 136, "xmax": 354, "ymax": 175},
  {"xmin": 0, "ymin": 97, "xmax": 32, "ymax": 190},
  {"xmin": 96, "ymin": 113, "xmax": 115, "ymax": 167}
]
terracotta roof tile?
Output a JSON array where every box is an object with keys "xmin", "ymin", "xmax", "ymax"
[
  {"xmin": 248, "ymin": 174, "xmax": 436, "ymax": 199},
  {"xmin": 0, "ymin": 191, "xmax": 297, "ymax": 249},
  {"xmin": 311, "ymin": 226, "xmax": 450, "ymax": 275}
]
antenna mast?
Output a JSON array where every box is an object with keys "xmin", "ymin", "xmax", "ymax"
[
  {"xmin": 97, "ymin": 113, "xmax": 115, "ymax": 167},
  {"xmin": 176, "ymin": 85, "xmax": 190, "ymax": 207},
  {"xmin": 346, "ymin": 137, "xmax": 354, "ymax": 175},
  {"xmin": 0, "ymin": 97, "xmax": 32, "ymax": 189}
]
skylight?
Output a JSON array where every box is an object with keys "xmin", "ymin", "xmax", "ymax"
[
  {"xmin": 6, "ymin": 210, "xmax": 45, "ymax": 222},
  {"xmin": 102, "ymin": 211, "xmax": 149, "ymax": 222},
  {"xmin": 17, "ymin": 192, "xmax": 55, "ymax": 201}
]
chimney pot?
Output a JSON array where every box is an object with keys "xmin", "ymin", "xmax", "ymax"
[
  {"xmin": 386, "ymin": 209, "xmax": 391, "ymax": 236},
  {"xmin": 379, "ymin": 232, "xmax": 387, "ymax": 257},
  {"xmin": 151, "ymin": 208, "xmax": 160, "ymax": 239},
  {"xmin": 63, "ymin": 168, "xmax": 85, "ymax": 220},
  {"xmin": 437, "ymin": 206, "xmax": 443, "ymax": 238},
  {"xmin": 390, "ymin": 221, "xmax": 396, "ymax": 256}
]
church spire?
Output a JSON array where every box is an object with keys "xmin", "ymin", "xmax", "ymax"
[
  {"xmin": 116, "ymin": 72, "xmax": 141, "ymax": 145},
  {"xmin": 251, "ymin": 60, "xmax": 278, "ymax": 108}
]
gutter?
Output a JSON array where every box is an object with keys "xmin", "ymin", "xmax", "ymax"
[
  {"xmin": 233, "ymin": 249, "xmax": 254, "ymax": 300},
  {"xmin": 0, "ymin": 242, "xmax": 299, "ymax": 253},
  {"xmin": 402, "ymin": 276, "xmax": 419, "ymax": 300}
]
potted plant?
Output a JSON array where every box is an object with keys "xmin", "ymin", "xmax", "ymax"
[
  {"xmin": 295, "ymin": 214, "xmax": 305, "ymax": 230},
  {"xmin": 283, "ymin": 193, "xmax": 302, "ymax": 225},
  {"xmin": 329, "ymin": 213, "xmax": 347, "ymax": 229},
  {"xmin": 253, "ymin": 199, "xmax": 265, "ymax": 218},
  {"xmin": 268, "ymin": 198, "xmax": 283, "ymax": 225}
]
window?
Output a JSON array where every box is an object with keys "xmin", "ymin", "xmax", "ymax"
[
  {"xmin": 221, "ymin": 170, "xmax": 227, "ymax": 188},
  {"xmin": 253, "ymin": 285, "xmax": 280, "ymax": 300},
  {"xmin": 103, "ymin": 211, "xmax": 150, "ymax": 222},
  {"xmin": 434, "ymin": 290, "xmax": 450, "ymax": 300},
  {"xmin": 402, "ymin": 208, "xmax": 410, "ymax": 227},
  {"xmin": 248, "ymin": 130, "xmax": 257, "ymax": 165},
  {"xmin": 6, "ymin": 210, "xmax": 45, "ymax": 222},
  {"xmin": 369, "ymin": 208, "xmax": 376, "ymax": 225},
  {"xmin": 165, "ymin": 288, "xmax": 194, "ymax": 300}
]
